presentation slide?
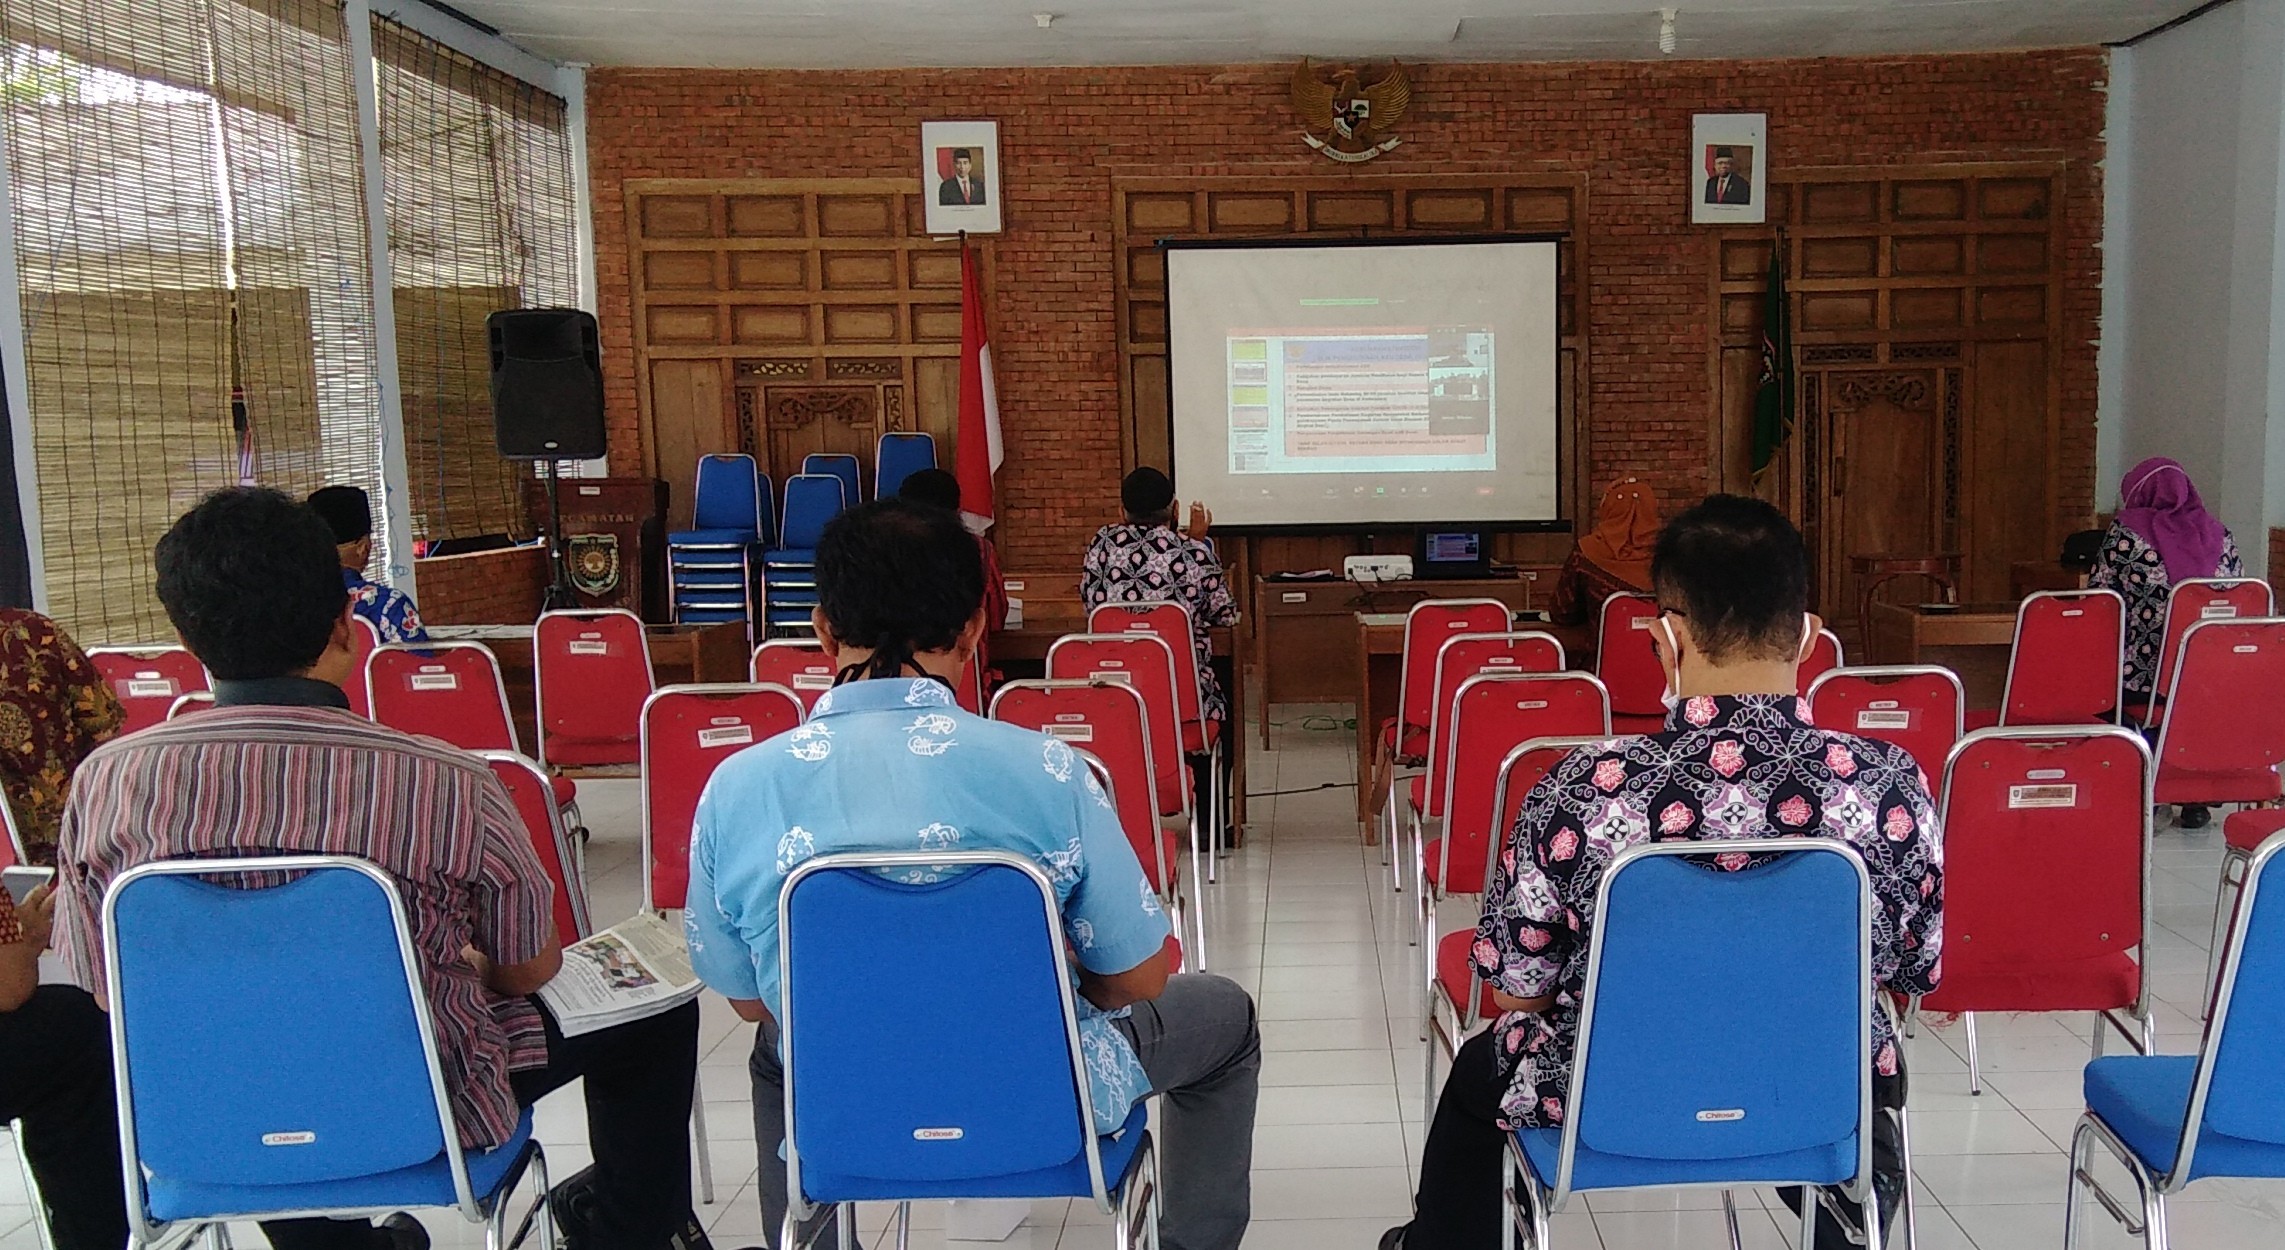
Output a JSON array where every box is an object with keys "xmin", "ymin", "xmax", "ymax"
[{"xmin": 1167, "ymin": 240, "xmax": 1559, "ymax": 528}]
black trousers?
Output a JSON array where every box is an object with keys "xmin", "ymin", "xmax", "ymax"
[
  {"xmin": 1403, "ymin": 1029, "xmax": 1907, "ymax": 1250},
  {"xmin": 0, "ymin": 985, "xmax": 130, "ymax": 1250},
  {"xmin": 261, "ymin": 998, "xmax": 700, "ymax": 1250}
]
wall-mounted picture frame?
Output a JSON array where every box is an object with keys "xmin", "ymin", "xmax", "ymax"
[
  {"xmin": 921, "ymin": 119, "xmax": 1003, "ymax": 236},
  {"xmin": 1690, "ymin": 112, "xmax": 1768, "ymax": 225}
]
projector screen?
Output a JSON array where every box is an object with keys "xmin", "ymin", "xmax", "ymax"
[{"xmin": 1167, "ymin": 239, "xmax": 1561, "ymax": 529}]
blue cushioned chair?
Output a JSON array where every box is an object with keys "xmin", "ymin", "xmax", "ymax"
[
  {"xmin": 761, "ymin": 474, "xmax": 848, "ymax": 634},
  {"xmin": 2065, "ymin": 826, "xmax": 2285, "ymax": 1250},
  {"xmin": 802, "ymin": 453, "xmax": 863, "ymax": 510},
  {"xmin": 669, "ymin": 453, "xmax": 769, "ymax": 629},
  {"xmin": 779, "ymin": 851, "xmax": 1159, "ymax": 1250},
  {"xmin": 1503, "ymin": 839, "xmax": 1898, "ymax": 1250},
  {"xmin": 874, "ymin": 432, "xmax": 938, "ymax": 502},
  {"xmin": 102, "ymin": 856, "xmax": 551, "ymax": 1250}
]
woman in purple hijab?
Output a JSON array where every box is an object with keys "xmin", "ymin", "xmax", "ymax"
[{"xmin": 2089, "ymin": 457, "xmax": 2243, "ymax": 824}]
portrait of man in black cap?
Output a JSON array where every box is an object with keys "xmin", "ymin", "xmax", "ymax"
[{"xmin": 1705, "ymin": 145, "xmax": 1754, "ymax": 205}]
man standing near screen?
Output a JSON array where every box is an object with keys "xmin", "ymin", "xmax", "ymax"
[{"xmin": 1081, "ymin": 468, "xmax": 1239, "ymax": 727}]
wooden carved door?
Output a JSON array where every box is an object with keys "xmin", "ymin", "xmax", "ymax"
[
  {"xmin": 736, "ymin": 375, "xmax": 887, "ymax": 499},
  {"xmin": 1806, "ymin": 367, "xmax": 1961, "ymax": 622}
]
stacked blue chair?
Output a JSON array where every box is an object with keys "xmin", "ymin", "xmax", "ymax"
[
  {"xmin": 2066, "ymin": 826, "xmax": 2285, "ymax": 1250},
  {"xmin": 874, "ymin": 432, "xmax": 938, "ymax": 501},
  {"xmin": 761, "ymin": 474, "xmax": 848, "ymax": 635},
  {"xmin": 802, "ymin": 452, "xmax": 862, "ymax": 509},
  {"xmin": 1503, "ymin": 839, "xmax": 1902, "ymax": 1250},
  {"xmin": 668, "ymin": 453, "xmax": 769, "ymax": 630},
  {"xmin": 103, "ymin": 855, "xmax": 551, "ymax": 1250},
  {"xmin": 779, "ymin": 850, "xmax": 1158, "ymax": 1250}
]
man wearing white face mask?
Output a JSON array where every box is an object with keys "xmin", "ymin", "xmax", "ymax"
[{"xmin": 1383, "ymin": 494, "xmax": 1944, "ymax": 1250}]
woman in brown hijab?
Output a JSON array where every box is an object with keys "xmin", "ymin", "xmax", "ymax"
[{"xmin": 1550, "ymin": 477, "xmax": 1660, "ymax": 625}]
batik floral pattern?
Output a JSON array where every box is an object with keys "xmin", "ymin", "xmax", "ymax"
[{"xmin": 2087, "ymin": 523, "xmax": 2243, "ymax": 698}]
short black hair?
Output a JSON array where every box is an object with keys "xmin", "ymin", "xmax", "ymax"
[
  {"xmin": 1650, "ymin": 494, "xmax": 1808, "ymax": 664},
  {"xmin": 952, "ymin": 148, "xmax": 972, "ymax": 161},
  {"xmin": 1121, "ymin": 467, "xmax": 1175, "ymax": 520},
  {"xmin": 305, "ymin": 485, "xmax": 371, "ymax": 544},
  {"xmin": 156, "ymin": 487, "xmax": 348, "ymax": 681},
  {"xmin": 816, "ymin": 499, "xmax": 984, "ymax": 681},
  {"xmin": 897, "ymin": 467, "xmax": 962, "ymax": 512}
]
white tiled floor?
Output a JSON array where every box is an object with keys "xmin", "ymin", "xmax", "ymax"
[{"xmin": 9, "ymin": 713, "xmax": 2284, "ymax": 1248}]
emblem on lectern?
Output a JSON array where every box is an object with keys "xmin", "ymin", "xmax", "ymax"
[
  {"xmin": 567, "ymin": 534, "xmax": 622, "ymax": 599},
  {"xmin": 1291, "ymin": 58, "xmax": 1412, "ymax": 163}
]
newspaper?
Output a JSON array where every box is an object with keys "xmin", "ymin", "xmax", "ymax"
[{"xmin": 537, "ymin": 910, "xmax": 704, "ymax": 1037}]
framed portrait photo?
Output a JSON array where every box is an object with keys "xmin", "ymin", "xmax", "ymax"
[
  {"xmin": 921, "ymin": 119, "xmax": 1002, "ymax": 236},
  {"xmin": 1690, "ymin": 112, "xmax": 1768, "ymax": 225}
]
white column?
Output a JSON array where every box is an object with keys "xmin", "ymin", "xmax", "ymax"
[
  {"xmin": 0, "ymin": 104, "xmax": 46, "ymax": 609},
  {"xmin": 344, "ymin": 0, "xmax": 418, "ymax": 596},
  {"xmin": 561, "ymin": 62, "xmax": 607, "ymax": 478}
]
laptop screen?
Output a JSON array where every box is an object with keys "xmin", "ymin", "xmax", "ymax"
[{"xmin": 1423, "ymin": 531, "xmax": 1482, "ymax": 565}]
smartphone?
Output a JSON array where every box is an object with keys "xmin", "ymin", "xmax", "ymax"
[{"xmin": 1, "ymin": 866, "xmax": 53, "ymax": 906}]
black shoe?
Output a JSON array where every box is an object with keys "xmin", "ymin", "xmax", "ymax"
[
  {"xmin": 379, "ymin": 1213, "xmax": 430, "ymax": 1250},
  {"xmin": 1378, "ymin": 1224, "xmax": 1408, "ymax": 1250},
  {"xmin": 2182, "ymin": 804, "xmax": 2213, "ymax": 829}
]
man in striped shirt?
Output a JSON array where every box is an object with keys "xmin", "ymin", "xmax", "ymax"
[{"xmin": 52, "ymin": 488, "xmax": 707, "ymax": 1250}]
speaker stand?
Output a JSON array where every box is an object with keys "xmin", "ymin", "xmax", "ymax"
[{"xmin": 540, "ymin": 460, "xmax": 581, "ymax": 613}]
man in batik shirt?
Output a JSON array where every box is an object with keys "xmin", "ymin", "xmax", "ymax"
[
  {"xmin": 1079, "ymin": 468, "xmax": 1239, "ymax": 722},
  {"xmin": 1386, "ymin": 495, "xmax": 1943, "ymax": 1250},
  {"xmin": 307, "ymin": 485, "xmax": 430, "ymax": 644}
]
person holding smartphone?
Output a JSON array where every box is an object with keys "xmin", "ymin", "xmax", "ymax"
[{"xmin": 0, "ymin": 868, "xmax": 130, "ymax": 1249}]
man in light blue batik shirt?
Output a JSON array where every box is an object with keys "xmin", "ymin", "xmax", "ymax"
[{"xmin": 686, "ymin": 499, "xmax": 1259, "ymax": 1250}]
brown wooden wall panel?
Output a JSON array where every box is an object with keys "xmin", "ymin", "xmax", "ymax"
[
  {"xmin": 1892, "ymin": 236, "xmax": 1964, "ymax": 276},
  {"xmin": 1802, "ymin": 182, "xmax": 1878, "ymax": 222},
  {"xmin": 731, "ymin": 306, "xmax": 807, "ymax": 344},
  {"xmin": 823, "ymin": 305, "xmax": 899, "ymax": 342},
  {"xmin": 732, "ymin": 252, "xmax": 805, "ymax": 288},
  {"xmin": 1130, "ymin": 303, "xmax": 1168, "ymax": 342},
  {"xmin": 1127, "ymin": 193, "xmax": 1194, "ymax": 232},
  {"xmin": 818, "ymin": 195, "xmax": 896, "ymax": 235},
  {"xmin": 1968, "ymin": 339, "xmax": 2053, "ymax": 596},
  {"xmin": 911, "ymin": 305, "xmax": 962, "ymax": 342},
  {"xmin": 648, "ymin": 306, "xmax": 719, "ymax": 342},
  {"xmin": 648, "ymin": 359, "xmax": 724, "ymax": 524},
  {"xmin": 1128, "ymin": 248, "xmax": 1165, "ymax": 290},
  {"xmin": 727, "ymin": 196, "xmax": 804, "ymax": 236},
  {"xmin": 1977, "ymin": 286, "xmax": 2047, "ymax": 325},
  {"xmin": 641, "ymin": 196, "xmax": 712, "ymax": 237},
  {"xmin": 1722, "ymin": 293, "xmax": 1762, "ymax": 333},
  {"xmin": 1130, "ymin": 354, "xmax": 1170, "ymax": 472},
  {"xmin": 1506, "ymin": 187, "xmax": 1573, "ymax": 229},
  {"xmin": 1893, "ymin": 181, "xmax": 1966, "ymax": 220},
  {"xmin": 1801, "ymin": 237, "xmax": 1878, "ymax": 278},
  {"xmin": 821, "ymin": 252, "xmax": 897, "ymax": 288},
  {"xmin": 645, "ymin": 252, "xmax": 715, "ymax": 289},
  {"xmin": 1721, "ymin": 238, "xmax": 1772, "ymax": 280},
  {"xmin": 1979, "ymin": 179, "xmax": 2050, "ymax": 218},
  {"xmin": 1208, "ymin": 193, "xmax": 1293, "ymax": 231},
  {"xmin": 1891, "ymin": 287, "xmax": 1964, "ymax": 329},
  {"xmin": 1800, "ymin": 291, "xmax": 1877, "ymax": 330},
  {"xmin": 1408, "ymin": 189, "xmax": 1493, "ymax": 227},
  {"xmin": 1978, "ymin": 235, "xmax": 2047, "ymax": 274},
  {"xmin": 908, "ymin": 252, "xmax": 960, "ymax": 288},
  {"xmin": 1309, "ymin": 192, "xmax": 1393, "ymax": 229}
]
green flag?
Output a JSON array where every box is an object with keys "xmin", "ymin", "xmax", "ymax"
[{"xmin": 1752, "ymin": 238, "xmax": 1793, "ymax": 477}]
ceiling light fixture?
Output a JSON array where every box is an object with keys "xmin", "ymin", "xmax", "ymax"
[{"xmin": 1659, "ymin": 7, "xmax": 1678, "ymax": 55}]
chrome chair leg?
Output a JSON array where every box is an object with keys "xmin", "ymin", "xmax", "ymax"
[
  {"xmin": 1720, "ymin": 1190, "xmax": 1744, "ymax": 1250},
  {"xmin": 692, "ymin": 1092, "xmax": 716, "ymax": 1203},
  {"xmin": 893, "ymin": 1201, "xmax": 912, "ymax": 1250},
  {"xmin": 1963, "ymin": 1012, "xmax": 1982, "ymax": 1095},
  {"xmin": 2063, "ymin": 1118, "xmax": 2092, "ymax": 1250},
  {"xmin": 1893, "ymin": 1104, "xmax": 1920, "ymax": 1250}
]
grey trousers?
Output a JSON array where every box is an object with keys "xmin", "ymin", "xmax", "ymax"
[{"xmin": 749, "ymin": 972, "xmax": 1261, "ymax": 1250}]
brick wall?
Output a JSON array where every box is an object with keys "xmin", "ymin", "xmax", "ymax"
[
  {"xmin": 586, "ymin": 52, "xmax": 2109, "ymax": 569},
  {"xmin": 413, "ymin": 545, "xmax": 547, "ymax": 625}
]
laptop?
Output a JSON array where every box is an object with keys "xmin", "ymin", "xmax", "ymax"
[{"xmin": 1415, "ymin": 529, "xmax": 1489, "ymax": 580}]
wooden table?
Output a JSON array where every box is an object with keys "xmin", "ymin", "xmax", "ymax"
[
  {"xmin": 427, "ymin": 622, "xmax": 746, "ymax": 761},
  {"xmin": 1866, "ymin": 600, "xmax": 2017, "ymax": 707},
  {"xmin": 1353, "ymin": 614, "xmax": 1409, "ymax": 827}
]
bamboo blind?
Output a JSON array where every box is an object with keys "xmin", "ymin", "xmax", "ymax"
[{"xmin": 375, "ymin": 16, "xmax": 576, "ymax": 544}]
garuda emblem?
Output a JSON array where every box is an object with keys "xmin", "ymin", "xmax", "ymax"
[
  {"xmin": 566, "ymin": 533, "xmax": 621, "ymax": 599},
  {"xmin": 1291, "ymin": 58, "xmax": 1411, "ymax": 163}
]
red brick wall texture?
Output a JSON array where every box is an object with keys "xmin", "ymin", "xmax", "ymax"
[{"xmin": 586, "ymin": 52, "xmax": 2108, "ymax": 570}]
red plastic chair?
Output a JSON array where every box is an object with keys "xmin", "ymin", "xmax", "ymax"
[
  {"xmin": 639, "ymin": 682, "xmax": 804, "ymax": 912},
  {"xmin": 1388, "ymin": 599, "xmax": 1513, "ymax": 762},
  {"xmin": 1046, "ymin": 632, "xmax": 1192, "ymax": 836},
  {"xmin": 535, "ymin": 609, "xmax": 656, "ymax": 769},
  {"xmin": 1996, "ymin": 588, "xmax": 2125, "ymax": 727},
  {"xmin": 1411, "ymin": 670, "xmax": 1611, "ymax": 909},
  {"xmin": 955, "ymin": 656, "xmax": 985, "ymax": 715},
  {"xmin": 1912, "ymin": 726, "xmax": 2154, "ymax": 1093},
  {"xmin": 2215, "ymin": 806, "xmax": 2285, "ymax": 1008},
  {"xmin": 365, "ymin": 642, "xmax": 517, "ymax": 752},
  {"xmin": 1423, "ymin": 734, "xmax": 1609, "ymax": 1113},
  {"xmin": 991, "ymin": 678, "xmax": 1204, "ymax": 964},
  {"xmin": 1595, "ymin": 592, "xmax": 1667, "ymax": 733},
  {"xmin": 1078, "ymin": 753, "xmax": 1190, "ymax": 975},
  {"xmin": 750, "ymin": 639, "xmax": 835, "ymax": 713},
  {"xmin": 2142, "ymin": 578, "xmax": 2274, "ymax": 726},
  {"xmin": 1798, "ymin": 628, "xmax": 1845, "ymax": 690},
  {"xmin": 1089, "ymin": 601, "xmax": 1227, "ymax": 863},
  {"xmin": 2150, "ymin": 617, "xmax": 2285, "ymax": 810},
  {"xmin": 1805, "ymin": 666, "xmax": 1965, "ymax": 800},
  {"xmin": 86, "ymin": 646, "xmax": 209, "ymax": 735},
  {"xmin": 481, "ymin": 750, "xmax": 593, "ymax": 946},
  {"xmin": 344, "ymin": 616, "xmax": 381, "ymax": 719}
]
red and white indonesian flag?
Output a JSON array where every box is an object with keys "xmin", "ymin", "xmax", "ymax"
[{"xmin": 955, "ymin": 240, "xmax": 1003, "ymax": 533}]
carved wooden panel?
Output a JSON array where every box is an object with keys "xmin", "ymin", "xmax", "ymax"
[
  {"xmin": 624, "ymin": 178, "xmax": 989, "ymax": 524},
  {"xmin": 1709, "ymin": 163, "xmax": 2067, "ymax": 610}
]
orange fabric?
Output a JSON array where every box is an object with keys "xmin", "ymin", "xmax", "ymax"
[{"xmin": 1575, "ymin": 477, "xmax": 1660, "ymax": 590}]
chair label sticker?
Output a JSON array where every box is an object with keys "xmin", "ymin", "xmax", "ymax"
[
  {"xmin": 568, "ymin": 639, "xmax": 610, "ymax": 655},
  {"xmin": 791, "ymin": 673, "xmax": 834, "ymax": 690},
  {"xmin": 913, "ymin": 1127, "xmax": 966, "ymax": 1141},
  {"xmin": 1855, "ymin": 710, "xmax": 1913, "ymax": 730},
  {"xmin": 699, "ymin": 724, "xmax": 755, "ymax": 749},
  {"xmin": 1631, "ymin": 617, "xmax": 1657, "ymax": 630},
  {"xmin": 1042, "ymin": 722, "xmax": 1096, "ymax": 742},
  {"xmin": 125, "ymin": 678, "xmax": 177, "ymax": 698},
  {"xmin": 261, "ymin": 1131, "xmax": 317, "ymax": 1146},
  {"xmin": 2202, "ymin": 603, "xmax": 2240, "ymax": 619},
  {"xmin": 409, "ymin": 673, "xmax": 460, "ymax": 691},
  {"xmin": 1093, "ymin": 669, "xmax": 1134, "ymax": 685},
  {"xmin": 2009, "ymin": 784, "xmax": 2078, "ymax": 809},
  {"xmin": 1694, "ymin": 1109, "xmax": 1745, "ymax": 1123}
]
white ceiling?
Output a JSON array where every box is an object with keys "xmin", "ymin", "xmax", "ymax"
[{"xmin": 440, "ymin": 0, "xmax": 2202, "ymax": 70}]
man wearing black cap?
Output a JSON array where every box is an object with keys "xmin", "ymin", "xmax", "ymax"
[
  {"xmin": 1080, "ymin": 468, "xmax": 1237, "ymax": 723},
  {"xmin": 1705, "ymin": 146, "xmax": 1751, "ymax": 205},
  {"xmin": 306, "ymin": 485, "xmax": 430, "ymax": 644}
]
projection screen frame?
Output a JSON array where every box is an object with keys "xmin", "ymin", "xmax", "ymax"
[{"xmin": 1158, "ymin": 232, "xmax": 1573, "ymax": 537}]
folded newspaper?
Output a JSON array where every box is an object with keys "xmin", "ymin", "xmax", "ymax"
[{"xmin": 537, "ymin": 910, "xmax": 704, "ymax": 1037}]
